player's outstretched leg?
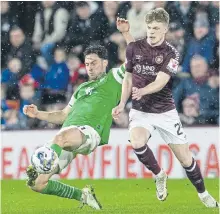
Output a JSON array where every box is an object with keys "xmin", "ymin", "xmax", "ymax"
[
  {"xmin": 130, "ymin": 127, "xmax": 168, "ymax": 201},
  {"xmin": 26, "ymin": 166, "xmax": 102, "ymax": 210},
  {"xmin": 49, "ymin": 126, "xmax": 85, "ymax": 158},
  {"xmin": 170, "ymin": 143, "xmax": 219, "ymax": 208}
]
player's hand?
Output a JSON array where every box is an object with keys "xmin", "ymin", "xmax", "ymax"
[
  {"xmin": 116, "ymin": 17, "xmax": 130, "ymax": 33},
  {"xmin": 112, "ymin": 103, "xmax": 125, "ymax": 120},
  {"xmin": 23, "ymin": 104, "xmax": 39, "ymax": 118},
  {"xmin": 132, "ymin": 87, "xmax": 144, "ymax": 100}
]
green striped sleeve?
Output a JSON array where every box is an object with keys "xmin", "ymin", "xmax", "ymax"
[{"xmin": 111, "ymin": 64, "xmax": 126, "ymax": 84}]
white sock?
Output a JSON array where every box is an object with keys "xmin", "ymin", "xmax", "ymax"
[
  {"xmin": 156, "ymin": 169, "xmax": 164, "ymax": 178},
  {"xmin": 198, "ymin": 190, "xmax": 208, "ymax": 198}
]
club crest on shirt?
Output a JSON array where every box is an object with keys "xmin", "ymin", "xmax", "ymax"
[
  {"xmin": 85, "ymin": 87, "xmax": 94, "ymax": 95},
  {"xmin": 155, "ymin": 55, "xmax": 163, "ymax": 64}
]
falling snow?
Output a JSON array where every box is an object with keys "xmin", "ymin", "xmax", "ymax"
[{"xmin": 1, "ymin": 1, "xmax": 219, "ymax": 130}]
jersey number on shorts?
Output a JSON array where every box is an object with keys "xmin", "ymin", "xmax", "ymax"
[{"xmin": 174, "ymin": 123, "xmax": 183, "ymax": 135}]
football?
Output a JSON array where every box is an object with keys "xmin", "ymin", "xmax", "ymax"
[{"xmin": 31, "ymin": 146, "xmax": 59, "ymax": 174}]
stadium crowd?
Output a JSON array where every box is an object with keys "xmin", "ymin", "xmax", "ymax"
[{"xmin": 1, "ymin": 1, "xmax": 219, "ymax": 130}]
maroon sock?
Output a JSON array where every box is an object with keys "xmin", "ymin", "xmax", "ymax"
[
  {"xmin": 133, "ymin": 144, "xmax": 161, "ymax": 175},
  {"xmin": 184, "ymin": 158, "xmax": 205, "ymax": 193}
]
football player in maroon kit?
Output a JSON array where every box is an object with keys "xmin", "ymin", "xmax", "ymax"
[{"xmin": 112, "ymin": 8, "xmax": 218, "ymax": 208}]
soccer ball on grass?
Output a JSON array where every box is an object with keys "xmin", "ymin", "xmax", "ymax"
[{"xmin": 31, "ymin": 146, "xmax": 59, "ymax": 174}]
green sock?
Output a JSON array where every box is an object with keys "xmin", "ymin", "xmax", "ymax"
[
  {"xmin": 41, "ymin": 180, "xmax": 82, "ymax": 201},
  {"xmin": 50, "ymin": 144, "xmax": 62, "ymax": 157}
]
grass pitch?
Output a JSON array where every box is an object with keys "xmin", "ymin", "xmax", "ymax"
[{"xmin": 1, "ymin": 179, "xmax": 219, "ymax": 214}]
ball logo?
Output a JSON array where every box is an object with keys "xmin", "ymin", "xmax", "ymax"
[
  {"xmin": 155, "ymin": 55, "xmax": 163, "ymax": 64},
  {"xmin": 37, "ymin": 151, "xmax": 51, "ymax": 171}
]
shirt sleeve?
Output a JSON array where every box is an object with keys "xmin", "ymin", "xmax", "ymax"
[
  {"xmin": 68, "ymin": 94, "xmax": 76, "ymax": 107},
  {"xmin": 160, "ymin": 51, "xmax": 180, "ymax": 76},
  {"xmin": 125, "ymin": 42, "xmax": 135, "ymax": 73},
  {"xmin": 111, "ymin": 63, "xmax": 126, "ymax": 84}
]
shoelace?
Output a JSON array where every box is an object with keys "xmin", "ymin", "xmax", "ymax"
[
  {"xmin": 79, "ymin": 193, "xmax": 86, "ymax": 209},
  {"xmin": 202, "ymin": 195, "xmax": 214, "ymax": 206},
  {"xmin": 156, "ymin": 176, "xmax": 165, "ymax": 193}
]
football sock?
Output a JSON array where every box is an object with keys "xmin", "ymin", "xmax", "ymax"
[
  {"xmin": 41, "ymin": 180, "xmax": 82, "ymax": 201},
  {"xmin": 133, "ymin": 144, "xmax": 161, "ymax": 175},
  {"xmin": 184, "ymin": 158, "xmax": 205, "ymax": 193},
  {"xmin": 50, "ymin": 144, "xmax": 62, "ymax": 157}
]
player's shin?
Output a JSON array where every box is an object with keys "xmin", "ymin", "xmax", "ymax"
[
  {"xmin": 50, "ymin": 144, "xmax": 62, "ymax": 157},
  {"xmin": 133, "ymin": 144, "xmax": 161, "ymax": 175},
  {"xmin": 41, "ymin": 180, "xmax": 82, "ymax": 201},
  {"xmin": 183, "ymin": 158, "xmax": 205, "ymax": 193}
]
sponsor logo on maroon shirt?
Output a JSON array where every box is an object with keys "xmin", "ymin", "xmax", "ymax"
[{"xmin": 125, "ymin": 39, "xmax": 180, "ymax": 113}]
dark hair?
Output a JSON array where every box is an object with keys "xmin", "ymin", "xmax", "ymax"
[
  {"xmin": 145, "ymin": 8, "xmax": 169, "ymax": 25},
  {"xmin": 75, "ymin": 1, "xmax": 89, "ymax": 8},
  {"xmin": 84, "ymin": 45, "xmax": 108, "ymax": 60},
  {"xmin": 10, "ymin": 26, "xmax": 23, "ymax": 33}
]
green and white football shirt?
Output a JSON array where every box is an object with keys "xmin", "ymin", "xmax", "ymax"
[{"xmin": 62, "ymin": 64, "xmax": 126, "ymax": 145}]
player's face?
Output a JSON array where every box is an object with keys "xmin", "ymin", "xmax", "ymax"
[
  {"xmin": 85, "ymin": 54, "xmax": 108, "ymax": 80},
  {"xmin": 146, "ymin": 21, "xmax": 168, "ymax": 46}
]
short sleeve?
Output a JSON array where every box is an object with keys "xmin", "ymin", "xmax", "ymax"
[
  {"xmin": 125, "ymin": 42, "xmax": 135, "ymax": 73},
  {"xmin": 161, "ymin": 52, "xmax": 180, "ymax": 76},
  {"xmin": 68, "ymin": 94, "xmax": 76, "ymax": 107},
  {"xmin": 111, "ymin": 63, "xmax": 126, "ymax": 84}
]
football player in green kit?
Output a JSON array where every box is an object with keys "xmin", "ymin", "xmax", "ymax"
[{"xmin": 23, "ymin": 18, "xmax": 133, "ymax": 210}]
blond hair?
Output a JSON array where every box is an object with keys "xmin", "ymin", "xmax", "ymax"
[{"xmin": 145, "ymin": 8, "xmax": 169, "ymax": 25}]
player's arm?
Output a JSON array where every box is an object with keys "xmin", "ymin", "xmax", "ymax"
[
  {"xmin": 112, "ymin": 71, "xmax": 132, "ymax": 119},
  {"xmin": 23, "ymin": 95, "xmax": 75, "ymax": 124},
  {"xmin": 120, "ymin": 71, "xmax": 132, "ymax": 106},
  {"xmin": 117, "ymin": 17, "xmax": 135, "ymax": 45},
  {"xmin": 111, "ymin": 18, "xmax": 134, "ymax": 85},
  {"xmin": 132, "ymin": 72, "xmax": 171, "ymax": 100},
  {"xmin": 133, "ymin": 54, "xmax": 179, "ymax": 100},
  {"xmin": 112, "ymin": 40, "xmax": 134, "ymax": 118},
  {"xmin": 23, "ymin": 104, "xmax": 71, "ymax": 124}
]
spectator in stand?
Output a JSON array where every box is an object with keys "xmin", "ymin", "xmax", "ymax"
[
  {"xmin": 18, "ymin": 74, "xmax": 40, "ymax": 129},
  {"xmin": 166, "ymin": 22, "xmax": 185, "ymax": 63},
  {"xmin": 211, "ymin": 22, "xmax": 219, "ymax": 70},
  {"xmin": 1, "ymin": 1, "xmax": 19, "ymax": 68},
  {"xmin": 1, "ymin": 100, "xmax": 19, "ymax": 130},
  {"xmin": 173, "ymin": 55, "xmax": 219, "ymax": 125},
  {"xmin": 64, "ymin": 1, "xmax": 108, "ymax": 61},
  {"xmin": 32, "ymin": 1, "xmax": 69, "ymax": 65},
  {"xmin": 153, "ymin": 1, "xmax": 167, "ymax": 8},
  {"xmin": 7, "ymin": 27, "xmax": 35, "ymax": 78},
  {"xmin": 179, "ymin": 94, "xmax": 200, "ymax": 126},
  {"xmin": 30, "ymin": 56, "xmax": 48, "ymax": 90},
  {"xmin": 1, "ymin": 58, "xmax": 22, "ymax": 100},
  {"xmin": 117, "ymin": 2, "xmax": 131, "ymax": 19},
  {"xmin": 181, "ymin": 17, "xmax": 215, "ymax": 73},
  {"xmin": 103, "ymin": 1, "xmax": 125, "ymax": 67},
  {"xmin": 67, "ymin": 54, "xmax": 87, "ymax": 92},
  {"xmin": 198, "ymin": 1, "xmax": 219, "ymax": 27},
  {"xmin": 127, "ymin": 1, "xmax": 154, "ymax": 40},
  {"xmin": 42, "ymin": 48, "xmax": 69, "ymax": 108},
  {"xmin": 166, "ymin": 1, "xmax": 198, "ymax": 40}
]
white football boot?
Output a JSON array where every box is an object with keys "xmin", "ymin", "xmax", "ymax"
[
  {"xmin": 198, "ymin": 191, "xmax": 219, "ymax": 208},
  {"xmin": 155, "ymin": 170, "xmax": 168, "ymax": 201},
  {"xmin": 80, "ymin": 185, "xmax": 102, "ymax": 210}
]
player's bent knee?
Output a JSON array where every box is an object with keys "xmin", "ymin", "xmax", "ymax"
[
  {"xmin": 53, "ymin": 133, "xmax": 65, "ymax": 148},
  {"xmin": 130, "ymin": 129, "xmax": 150, "ymax": 149},
  {"xmin": 180, "ymin": 158, "xmax": 193, "ymax": 168},
  {"xmin": 31, "ymin": 174, "xmax": 50, "ymax": 192},
  {"xmin": 130, "ymin": 140, "xmax": 146, "ymax": 149}
]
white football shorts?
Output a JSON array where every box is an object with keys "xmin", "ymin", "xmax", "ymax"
[
  {"xmin": 129, "ymin": 108, "xmax": 188, "ymax": 145},
  {"xmin": 45, "ymin": 125, "xmax": 101, "ymax": 173}
]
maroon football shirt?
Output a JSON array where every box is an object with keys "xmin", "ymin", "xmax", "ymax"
[{"xmin": 125, "ymin": 38, "xmax": 180, "ymax": 113}]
